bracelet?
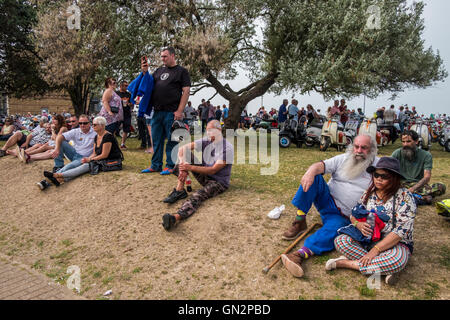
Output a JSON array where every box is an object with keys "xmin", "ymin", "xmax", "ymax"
[
  {"xmin": 353, "ymin": 220, "xmax": 359, "ymax": 227},
  {"xmin": 374, "ymin": 245, "xmax": 381, "ymax": 253}
]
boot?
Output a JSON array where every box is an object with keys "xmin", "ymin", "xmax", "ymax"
[
  {"xmin": 282, "ymin": 218, "xmax": 307, "ymax": 240},
  {"xmin": 281, "ymin": 251, "xmax": 304, "ymax": 278}
]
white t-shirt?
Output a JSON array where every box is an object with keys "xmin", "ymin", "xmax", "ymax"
[
  {"xmin": 62, "ymin": 128, "xmax": 96, "ymax": 157},
  {"xmin": 323, "ymin": 154, "xmax": 379, "ymax": 217}
]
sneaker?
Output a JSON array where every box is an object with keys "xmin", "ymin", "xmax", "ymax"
[
  {"xmin": 162, "ymin": 213, "xmax": 176, "ymax": 231},
  {"xmin": 385, "ymin": 273, "xmax": 400, "ymax": 286},
  {"xmin": 36, "ymin": 180, "xmax": 51, "ymax": 191},
  {"xmin": 0, "ymin": 149, "xmax": 6, "ymax": 157},
  {"xmin": 163, "ymin": 188, "xmax": 188, "ymax": 204},
  {"xmin": 52, "ymin": 166, "xmax": 63, "ymax": 173},
  {"xmin": 141, "ymin": 167, "xmax": 161, "ymax": 173},
  {"xmin": 43, "ymin": 171, "xmax": 60, "ymax": 186},
  {"xmin": 281, "ymin": 251, "xmax": 304, "ymax": 278},
  {"xmin": 160, "ymin": 167, "xmax": 175, "ymax": 175},
  {"xmin": 282, "ymin": 218, "xmax": 308, "ymax": 240}
]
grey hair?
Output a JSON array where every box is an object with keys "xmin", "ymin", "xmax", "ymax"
[
  {"xmin": 207, "ymin": 119, "xmax": 222, "ymax": 130},
  {"xmin": 355, "ymin": 133, "xmax": 378, "ymax": 154},
  {"xmin": 40, "ymin": 116, "xmax": 48, "ymax": 123},
  {"xmin": 93, "ymin": 116, "xmax": 107, "ymax": 126}
]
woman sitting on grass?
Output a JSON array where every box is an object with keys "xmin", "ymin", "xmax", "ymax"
[
  {"xmin": 19, "ymin": 114, "xmax": 68, "ymax": 163},
  {"xmin": 38, "ymin": 116, "xmax": 122, "ymax": 189},
  {"xmin": 325, "ymin": 157, "xmax": 417, "ymax": 286}
]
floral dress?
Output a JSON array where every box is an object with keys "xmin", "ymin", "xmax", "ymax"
[
  {"xmin": 362, "ymin": 187, "xmax": 417, "ymax": 253},
  {"xmin": 100, "ymin": 89, "xmax": 123, "ymax": 125}
]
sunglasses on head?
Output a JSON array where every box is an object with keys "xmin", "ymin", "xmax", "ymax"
[
  {"xmin": 373, "ymin": 172, "xmax": 391, "ymax": 180},
  {"xmin": 79, "ymin": 122, "xmax": 89, "ymax": 125}
]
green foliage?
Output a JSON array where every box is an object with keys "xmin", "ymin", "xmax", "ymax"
[{"xmin": 0, "ymin": 0, "xmax": 52, "ymax": 96}]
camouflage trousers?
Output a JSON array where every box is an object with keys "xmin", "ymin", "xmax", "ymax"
[
  {"xmin": 176, "ymin": 169, "xmax": 228, "ymax": 220},
  {"xmin": 403, "ymin": 181, "xmax": 447, "ymax": 198}
]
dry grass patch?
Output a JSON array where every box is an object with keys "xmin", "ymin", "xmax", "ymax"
[{"xmin": 0, "ymin": 137, "xmax": 449, "ymax": 300}]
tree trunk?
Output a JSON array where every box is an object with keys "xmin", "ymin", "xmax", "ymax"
[
  {"xmin": 67, "ymin": 76, "xmax": 90, "ymax": 116},
  {"xmin": 223, "ymin": 72, "xmax": 279, "ymax": 129}
]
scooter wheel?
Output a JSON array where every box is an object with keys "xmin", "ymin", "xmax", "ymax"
[
  {"xmin": 279, "ymin": 136, "xmax": 291, "ymax": 148},
  {"xmin": 320, "ymin": 137, "xmax": 330, "ymax": 152}
]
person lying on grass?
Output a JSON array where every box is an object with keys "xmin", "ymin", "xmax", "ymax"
[
  {"xmin": 161, "ymin": 120, "xmax": 234, "ymax": 231},
  {"xmin": 326, "ymin": 157, "xmax": 416, "ymax": 286},
  {"xmin": 0, "ymin": 117, "xmax": 51, "ymax": 158},
  {"xmin": 12, "ymin": 114, "xmax": 68, "ymax": 164}
]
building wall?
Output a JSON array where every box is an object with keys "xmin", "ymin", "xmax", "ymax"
[{"xmin": 8, "ymin": 93, "xmax": 75, "ymax": 115}]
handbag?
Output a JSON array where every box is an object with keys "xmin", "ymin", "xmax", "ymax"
[
  {"xmin": 89, "ymin": 158, "xmax": 122, "ymax": 175},
  {"xmin": 110, "ymin": 106, "xmax": 119, "ymax": 114}
]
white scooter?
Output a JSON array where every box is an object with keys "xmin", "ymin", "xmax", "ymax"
[
  {"xmin": 359, "ymin": 117, "xmax": 384, "ymax": 147},
  {"xmin": 410, "ymin": 118, "xmax": 431, "ymax": 150},
  {"xmin": 320, "ymin": 116, "xmax": 348, "ymax": 152}
]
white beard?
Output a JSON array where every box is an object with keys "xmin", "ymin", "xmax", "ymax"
[{"xmin": 339, "ymin": 147, "xmax": 375, "ymax": 180}]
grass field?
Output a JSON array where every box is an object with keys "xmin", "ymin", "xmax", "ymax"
[{"xmin": 0, "ymin": 132, "xmax": 449, "ymax": 300}]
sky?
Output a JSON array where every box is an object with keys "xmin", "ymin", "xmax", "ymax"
[{"xmin": 187, "ymin": 0, "xmax": 450, "ymax": 117}]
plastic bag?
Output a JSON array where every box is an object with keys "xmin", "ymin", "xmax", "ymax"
[{"xmin": 268, "ymin": 205, "xmax": 285, "ymax": 219}]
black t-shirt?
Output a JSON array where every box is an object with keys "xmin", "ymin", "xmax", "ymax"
[
  {"xmin": 116, "ymin": 90, "xmax": 132, "ymax": 118},
  {"xmin": 150, "ymin": 65, "xmax": 191, "ymax": 112},
  {"xmin": 94, "ymin": 132, "xmax": 122, "ymax": 160}
]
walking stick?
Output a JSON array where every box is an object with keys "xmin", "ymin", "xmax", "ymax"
[{"xmin": 262, "ymin": 223, "xmax": 322, "ymax": 274}]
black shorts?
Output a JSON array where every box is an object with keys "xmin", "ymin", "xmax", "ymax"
[
  {"xmin": 122, "ymin": 115, "xmax": 132, "ymax": 133},
  {"xmin": 240, "ymin": 116, "xmax": 246, "ymax": 123},
  {"xmin": 18, "ymin": 134, "xmax": 27, "ymax": 146}
]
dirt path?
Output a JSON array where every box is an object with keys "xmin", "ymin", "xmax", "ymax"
[{"xmin": 1, "ymin": 156, "xmax": 449, "ymax": 300}]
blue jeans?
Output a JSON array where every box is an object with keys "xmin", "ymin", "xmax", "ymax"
[
  {"xmin": 54, "ymin": 141, "xmax": 84, "ymax": 169},
  {"xmin": 291, "ymin": 175, "xmax": 350, "ymax": 255},
  {"xmin": 150, "ymin": 111, "xmax": 177, "ymax": 171}
]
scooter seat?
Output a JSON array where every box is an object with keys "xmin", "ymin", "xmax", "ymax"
[{"xmin": 310, "ymin": 124, "xmax": 323, "ymax": 129}]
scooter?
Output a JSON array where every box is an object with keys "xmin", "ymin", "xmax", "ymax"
[
  {"xmin": 377, "ymin": 124, "xmax": 397, "ymax": 146},
  {"xmin": 410, "ymin": 118, "xmax": 431, "ymax": 150},
  {"xmin": 319, "ymin": 116, "xmax": 348, "ymax": 152},
  {"xmin": 305, "ymin": 121, "xmax": 323, "ymax": 147},
  {"xmin": 443, "ymin": 122, "xmax": 450, "ymax": 152},
  {"xmin": 358, "ymin": 117, "xmax": 384, "ymax": 147},
  {"xmin": 279, "ymin": 115, "xmax": 307, "ymax": 148},
  {"xmin": 343, "ymin": 119, "xmax": 359, "ymax": 146}
]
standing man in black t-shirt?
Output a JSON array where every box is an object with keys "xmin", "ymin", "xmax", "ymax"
[
  {"xmin": 116, "ymin": 80, "xmax": 133, "ymax": 150},
  {"xmin": 140, "ymin": 46, "xmax": 191, "ymax": 175}
]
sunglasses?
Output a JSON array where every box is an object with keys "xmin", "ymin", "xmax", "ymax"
[
  {"xmin": 373, "ymin": 172, "xmax": 392, "ymax": 180},
  {"xmin": 79, "ymin": 122, "xmax": 89, "ymax": 125},
  {"xmin": 93, "ymin": 123, "xmax": 101, "ymax": 127}
]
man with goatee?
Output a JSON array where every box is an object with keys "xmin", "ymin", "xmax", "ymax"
[
  {"xmin": 391, "ymin": 130, "xmax": 446, "ymax": 205},
  {"xmin": 280, "ymin": 134, "xmax": 379, "ymax": 278}
]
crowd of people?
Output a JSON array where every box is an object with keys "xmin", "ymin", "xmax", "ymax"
[{"xmin": 0, "ymin": 46, "xmax": 447, "ymax": 287}]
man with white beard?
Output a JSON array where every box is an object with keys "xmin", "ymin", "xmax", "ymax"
[{"xmin": 280, "ymin": 135, "xmax": 379, "ymax": 278}]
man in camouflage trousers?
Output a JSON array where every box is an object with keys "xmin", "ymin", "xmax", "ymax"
[
  {"xmin": 161, "ymin": 120, "xmax": 234, "ymax": 230},
  {"xmin": 392, "ymin": 130, "xmax": 446, "ymax": 205}
]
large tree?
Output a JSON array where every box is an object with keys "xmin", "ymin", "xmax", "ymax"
[
  {"xmin": 0, "ymin": 0, "xmax": 51, "ymax": 97},
  {"xmin": 114, "ymin": 0, "xmax": 447, "ymax": 128},
  {"xmin": 34, "ymin": 0, "xmax": 121, "ymax": 115}
]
